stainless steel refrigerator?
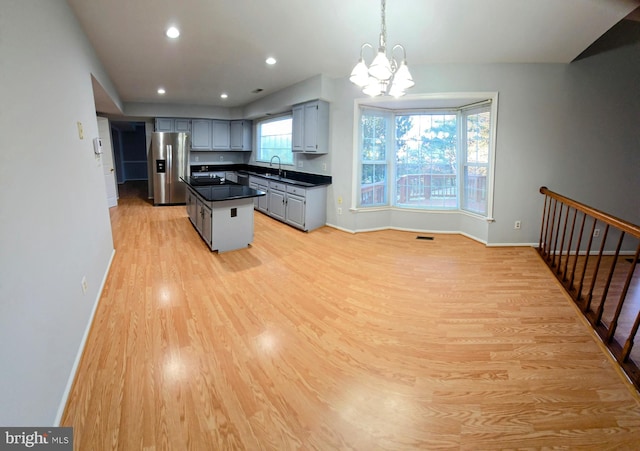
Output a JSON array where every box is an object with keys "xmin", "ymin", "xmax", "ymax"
[{"xmin": 151, "ymin": 132, "xmax": 189, "ymax": 205}]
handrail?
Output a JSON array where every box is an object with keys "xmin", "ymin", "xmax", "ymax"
[
  {"xmin": 540, "ymin": 187, "xmax": 640, "ymax": 238},
  {"xmin": 538, "ymin": 186, "xmax": 640, "ymax": 391}
]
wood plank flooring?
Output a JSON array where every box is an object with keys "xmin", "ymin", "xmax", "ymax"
[{"xmin": 61, "ymin": 182, "xmax": 640, "ymax": 450}]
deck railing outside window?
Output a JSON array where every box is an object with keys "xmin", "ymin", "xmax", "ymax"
[{"xmin": 538, "ymin": 187, "xmax": 640, "ymax": 390}]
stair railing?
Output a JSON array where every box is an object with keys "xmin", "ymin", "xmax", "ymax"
[{"xmin": 538, "ymin": 186, "xmax": 640, "ymax": 389}]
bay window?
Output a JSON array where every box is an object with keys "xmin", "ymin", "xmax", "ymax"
[{"xmin": 358, "ymin": 99, "xmax": 494, "ymax": 217}]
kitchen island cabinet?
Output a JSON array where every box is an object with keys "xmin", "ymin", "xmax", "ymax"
[{"xmin": 184, "ymin": 179, "xmax": 265, "ymax": 252}]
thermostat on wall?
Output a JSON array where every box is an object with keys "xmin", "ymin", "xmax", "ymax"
[{"xmin": 93, "ymin": 137, "xmax": 103, "ymax": 154}]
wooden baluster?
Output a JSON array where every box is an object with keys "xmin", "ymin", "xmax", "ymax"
[
  {"xmin": 546, "ymin": 199, "xmax": 558, "ymax": 265},
  {"xmin": 606, "ymin": 244, "xmax": 640, "ymax": 344},
  {"xmin": 594, "ymin": 231, "xmax": 625, "ymax": 323},
  {"xmin": 539, "ymin": 193, "xmax": 549, "ymax": 257},
  {"xmin": 584, "ymin": 224, "xmax": 609, "ymax": 313},
  {"xmin": 551, "ymin": 204, "xmax": 564, "ymax": 270},
  {"xmin": 576, "ymin": 219, "xmax": 597, "ymax": 302},
  {"xmin": 569, "ymin": 212, "xmax": 587, "ymax": 293},
  {"xmin": 562, "ymin": 208, "xmax": 578, "ymax": 283},
  {"xmin": 556, "ymin": 205, "xmax": 570, "ymax": 277}
]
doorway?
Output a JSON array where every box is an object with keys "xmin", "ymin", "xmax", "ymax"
[{"xmin": 110, "ymin": 121, "xmax": 149, "ymax": 201}]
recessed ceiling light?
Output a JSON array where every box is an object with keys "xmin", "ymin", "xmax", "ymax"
[
  {"xmin": 157, "ymin": 88, "xmax": 166, "ymax": 95},
  {"xmin": 220, "ymin": 93, "xmax": 228, "ymax": 99},
  {"xmin": 265, "ymin": 57, "xmax": 277, "ymax": 65},
  {"xmin": 166, "ymin": 27, "xmax": 180, "ymax": 39}
]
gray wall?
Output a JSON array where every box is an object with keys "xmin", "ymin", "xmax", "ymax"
[{"xmin": 0, "ymin": 0, "xmax": 118, "ymax": 425}]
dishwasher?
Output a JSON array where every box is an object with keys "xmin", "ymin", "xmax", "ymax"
[{"xmin": 236, "ymin": 172, "xmax": 250, "ymax": 187}]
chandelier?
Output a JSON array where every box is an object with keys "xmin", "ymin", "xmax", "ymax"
[{"xmin": 349, "ymin": 0, "xmax": 414, "ymax": 97}]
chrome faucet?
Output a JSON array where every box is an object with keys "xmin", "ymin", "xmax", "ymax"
[{"xmin": 269, "ymin": 155, "xmax": 282, "ymax": 177}]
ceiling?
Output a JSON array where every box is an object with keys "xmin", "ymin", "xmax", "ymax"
[{"xmin": 67, "ymin": 0, "xmax": 640, "ymax": 111}]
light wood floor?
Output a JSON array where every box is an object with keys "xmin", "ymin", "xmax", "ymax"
[{"xmin": 62, "ymin": 182, "xmax": 640, "ymax": 450}]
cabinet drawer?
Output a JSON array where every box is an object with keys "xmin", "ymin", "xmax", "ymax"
[
  {"xmin": 269, "ymin": 181, "xmax": 286, "ymax": 191},
  {"xmin": 286, "ymin": 185, "xmax": 306, "ymax": 197}
]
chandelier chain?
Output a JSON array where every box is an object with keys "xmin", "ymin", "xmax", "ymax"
[{"xmin": 380, "ymin": 0, "xmax": 387, "ymax": 50}]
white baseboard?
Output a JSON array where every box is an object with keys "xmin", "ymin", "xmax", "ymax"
[{"xmin": 54, "ymin": 249, "xmax": 116, "ymax": 426}]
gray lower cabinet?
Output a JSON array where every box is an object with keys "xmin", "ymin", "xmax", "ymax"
[
  {"xmin": 198, "ymin": 200, "xmax": 213, "ymax": 247},
  {"xmin": 187, "ymin": 189, "xmax": 198, "ymax": 223},
  {"xmin": 249, "ymin": 175, "xmax": 327, "ymax": 231},
  {"xmin": 285, "ymin": 193, "xmax": 305, "ymax": 229},
  {"xmin": 250, "ymin": 177, "xmax": 269, "ymax": 213},
  {"xmin": 268, "ymin": 182, "xmax": 286, "ymax": 221},
  {"xmin": 188, "ymin": 189, "xmax": 212, "ymax": 247}
]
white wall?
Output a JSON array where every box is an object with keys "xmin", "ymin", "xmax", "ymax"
[{"xmin": 0, "ymin": 0, "xmax": 118, "ymax": 425}]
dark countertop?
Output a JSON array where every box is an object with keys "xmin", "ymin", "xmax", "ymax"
[
  {"xmin": 181, "ymin": 177, "xmax": 265, "ymax": 202},
  {"xmin": 190, "ymin": 164, "xmax": 332, "ymax": 187}
]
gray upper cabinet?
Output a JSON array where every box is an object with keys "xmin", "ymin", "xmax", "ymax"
[
  {"xmin": 211, "ymin": 120, "xmax": 230, "ymax": 150},
  {"xmin": 155, "ymin": 118, "xmax": 191, "ymax": 133},
  {"xmin": 291, "ymin": 100, "xmax": 329, "ymax": 154},
  {"xmin": 292, "ymin": 105, "xmax": 304, "ymax": 152},
  {"xmin": 174, "ymin": 118, "xmax": 251, "ymax": 151},
  {"xmin": 155, "ymin": 118, "xmax": 174, "ymax": 132},
  {"xmin": 174, "ymin": 119, "xmax": 191, "ymax": 132},
  {"xmin": 191, "ymin": 120, "xmax": 212, "ymax": 150},
  {"xmin": 230, "ymin": 120, "xmax": 252, "ymax": 151}
]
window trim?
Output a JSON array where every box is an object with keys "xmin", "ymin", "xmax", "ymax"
[
  {"xmin": 351, "ymin": 92, "xmax": 498, "ymax": 220},
  {"xmin": 255, "ymin": 113, "xmax": 294, "ymax": 165}
]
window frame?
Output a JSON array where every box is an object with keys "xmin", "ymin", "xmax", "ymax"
[
  {"xmin": 255, "ymin": 113, "xmax": 294, "ymax": 165},
  {"xmin": 352, "ymin": 93, "xmax": 498, "ymax": 220}
]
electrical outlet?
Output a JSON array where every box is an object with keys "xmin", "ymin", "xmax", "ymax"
[
  {"xmin": 594, "ymin": 228, "xmax": 600, "ymax": 237},
  {"xmin": 298, "ymin": 160, "xmax": 303, "ymax": 168},
  {"xmin": 514, "ymin": 220, "xmax": 521, "ymax": 230},
  {"xmin": 322, "ymin": 163, "xmax": 327, "ymax": 171},
  {"xmin": 219, "ymin": 155, "xmax": 224, "ymax": 161},
  {"xmin": 337, "ymin": 208, "xmax": 342, "ymax": 215},
  {"xmin": 194, "ymin": 155, "xmax": 199, "ymax": 162},
  {"xmin": 81, "ymin": 276, "xmax": 88, "ymax": 294}
]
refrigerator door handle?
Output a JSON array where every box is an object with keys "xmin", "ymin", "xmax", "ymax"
[{"xmin": 166, "ymin": 145, "xmax": 172, "ymax": 192}]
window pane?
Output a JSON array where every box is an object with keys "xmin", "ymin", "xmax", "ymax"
[
  {"xmin": 257, "ymin": 116, "xmax": 293, "ymax": 164},
  {"xmin": 463, "ymin": 165, "xmax": 488, "ymax": 215},
  {"xmin": 361, "ymin": 114, "xmax": 387, "ymax": 161},
  {"xmin": 466, "ymin": 111, "xmax": 490, "ymax": 164},
  {"xmin": 360, "ymin": 111, "xmax": 389, "ymax": 207},
  {"xmin": 462, "ymin": 109, "xmax": 490, "ymax": 215},
  {"xmin": 361, "ymin": 164, "xmax": 387, "ymax": 206},
  {"xmin": 395, "ymin": 113, "xmax": 457, "ymax": 209}
]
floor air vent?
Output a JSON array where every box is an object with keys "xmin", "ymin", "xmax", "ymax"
[{"xmin": 416, "ymin": 236, "xmax": 434, "ymax": 240}]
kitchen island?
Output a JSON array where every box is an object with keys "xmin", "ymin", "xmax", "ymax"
[{"xmin": 182, "ymin": 176, "xmax": 265, "ymax": 253}]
